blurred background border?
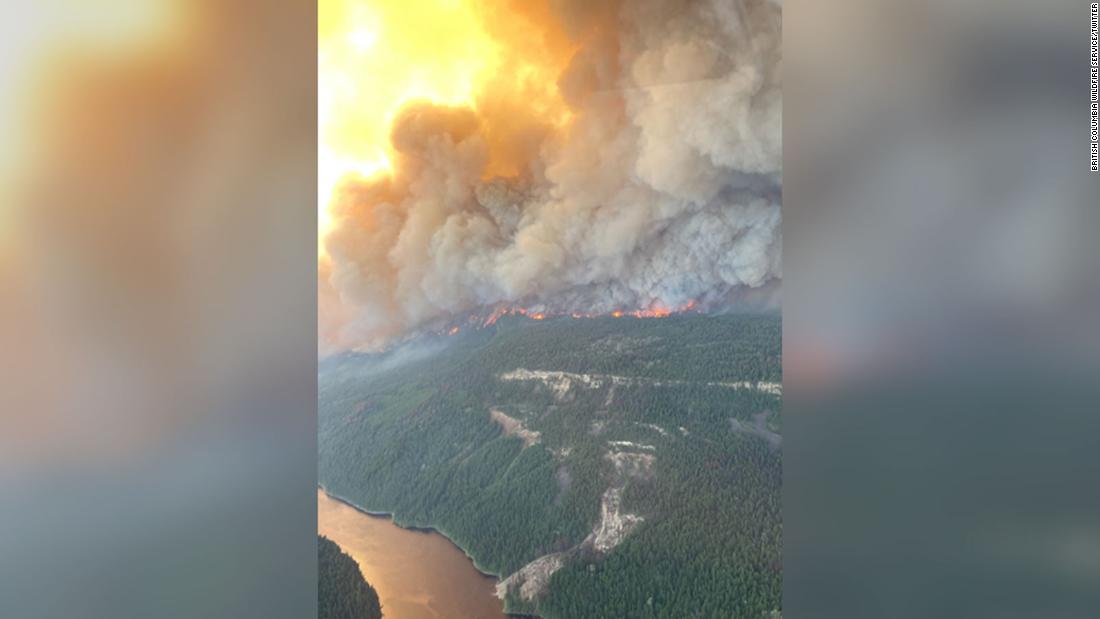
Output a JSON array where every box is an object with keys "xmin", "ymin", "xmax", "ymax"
[
  {"xmin": 785, "ymin": 1, "xmax": 1100, "ymax": 617},
  {"xmin": 0, "ymin": 2, "xmax": 317, "ymax": 618},
  {"xmin": 1, "ymin": 0, "xmax": 1098, "ymax": 617}
]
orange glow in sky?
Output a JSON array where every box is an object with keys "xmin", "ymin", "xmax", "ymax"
[{"xmin": 317, "ymin": 0, "xmax": 574, "ymax": 249}]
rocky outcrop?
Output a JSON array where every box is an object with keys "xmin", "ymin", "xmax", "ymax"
[
  {"xmin": 490, "ymin": 408, "xmax": 541, "ymax": 447},
  {"xmin": 497, "ymin": 445, "xmax": 656, "ymax": 603},
  {"xmin": 495, "ymin": 552, "xmax": 567, "ymax": 602},
  {"xmin": 499, "ymin": 368, "xmax": 782, "ymax": 399}
]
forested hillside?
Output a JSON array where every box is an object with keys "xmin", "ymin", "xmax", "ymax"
[
  {"xmin": 318, "ymin": 535, "xmax": 382, "ymax": 619},
  {"xmin": 319, "ymin": 313, "xmax": 781, "ymax": 618}
]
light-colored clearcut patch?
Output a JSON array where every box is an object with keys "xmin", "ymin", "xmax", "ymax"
[
  {"xmin": 608, "ymin": 440, "xmax": 656, "ymax": 452},
  {"xmin": 490, "ymin": 408, "xmax": 541, "ymax": 447},
  {"xmin": 584, "ymin": 487, "xmax": 643, "ymax": 553},
  {"xmin": 499, "ymin": 368, "xmax": 782, "ymax": 398},
  {"xmin": 714, "ymin": 380, "xmax": 783, "ymax": 396},
  {"xmin": 497, "ymin": 448, "xmax": 655, "ymax": 602},
  {"xmin": 496, "ymin": 552, "xmax": 567, "ymax": 601},
  {"xmin": 498, "ymin": 369, "xmax": 623, "ymax": 400},
  {"xmin": 638, "ymin": 423, "xmax": 669, "ymax": 437}
]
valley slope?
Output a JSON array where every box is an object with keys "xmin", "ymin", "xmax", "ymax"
[{"xmin": 319, "ymin": 313, "xmax": 782, "ymax": 618}]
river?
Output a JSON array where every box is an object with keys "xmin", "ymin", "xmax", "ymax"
[{"xmin": 317, "ymin": 488, "xmax": 508, "ymax": 619}]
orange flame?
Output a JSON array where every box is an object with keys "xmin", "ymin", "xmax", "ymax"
[{"xmin": 476, "ymin": 299, "xmax": 697, "ymax": 328}]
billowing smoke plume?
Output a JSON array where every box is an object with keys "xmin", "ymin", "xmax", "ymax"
[{"xmin": 320, "ymin": 0, "xmax": 781, "ymax": 352}]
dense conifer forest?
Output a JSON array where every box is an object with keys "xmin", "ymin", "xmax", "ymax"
[
  {"xmin": 318, "ymin": 535, "xmax": 382, "ymax": 619},
  {"xmin": 319, "ymin": 313, "xmax": 781, "ymax": 618}
]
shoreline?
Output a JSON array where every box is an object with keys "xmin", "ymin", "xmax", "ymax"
[{"xmin": 318, "ymin": 486, "xmax": 505, "ymax": 582}]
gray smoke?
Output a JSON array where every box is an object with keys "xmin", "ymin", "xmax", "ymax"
[{"xmin": 321, "ymin": 0, "xmax": 781, "ymax": 352}]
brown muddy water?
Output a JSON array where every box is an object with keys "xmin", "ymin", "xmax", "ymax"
[{"xmin": 318, "ymin": 488, "xmax": 507, "ymax": 619}]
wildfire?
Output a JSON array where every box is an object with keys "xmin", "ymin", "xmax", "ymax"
[
  {"xmin": 478, "ymin": 301, "xmax": 698, "ymax": 328},
  {"xmin": 431, "ymin": 299, "xmax": 700, "ymax": 343},
  {"xmin": 625, "ymin": 300, "xmax": 695, "ymax": 319}
]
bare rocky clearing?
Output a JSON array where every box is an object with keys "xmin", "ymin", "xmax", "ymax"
[
  {"xmin": 489, "ymin": 408, "xmax": 541, "ymax": 447},
  {"xmin": 499, "ymin": 368, "xmax": 781, "ymax": 399}
]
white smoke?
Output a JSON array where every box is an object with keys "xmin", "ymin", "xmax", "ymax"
[{"xmin": 321, "ymin": 0, "xmax": 781, "ymax": 352}]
